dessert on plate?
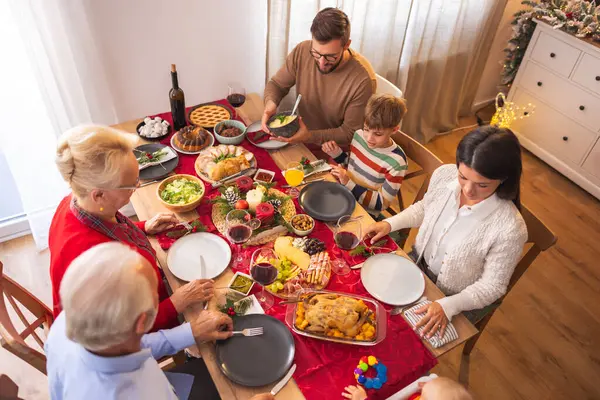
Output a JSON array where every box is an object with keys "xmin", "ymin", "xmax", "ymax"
[{"xmin": 173, "ymin": 125, "xmax": 212, "ymax": 152}]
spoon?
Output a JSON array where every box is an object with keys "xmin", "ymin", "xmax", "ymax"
[{"xmin": 290, "ymin": 94, "xmax": 302, "ymax": 117}]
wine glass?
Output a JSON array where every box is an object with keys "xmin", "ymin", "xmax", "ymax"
[
  {"xmin": 225, "ymin": 210, "xmax": 260, "ymax": 271},
  {"xmin": 227, "ymin": 84, "xmax": 246, "ymax": 109},
  {"xmin": 334, "ymin": 215, "xmax": 362, "ymax": 251},
  {"xmin": 284, "ymin": 161, "xmax": 305, "ymax": 198},
  {"xmin": 250, "ymin": 247, "xmax": 278, "ymax": 310}
]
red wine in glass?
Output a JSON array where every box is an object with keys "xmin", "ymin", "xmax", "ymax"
[
  {"xmin": 227, "ymin": 93, "xmax": 246, "ymax": 108},
  {"xmin": 227, "ymin": 224, "xmax": 252, "ymax": 244},
  {"xmin": 251, "ymin": 262, "xmax": 278, "ymax": 286},
  {"xmin": 335, "ymin": 231, "xmax": 360, "ymax": 250}
]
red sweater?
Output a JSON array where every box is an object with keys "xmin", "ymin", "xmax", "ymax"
[{"xmin": 48, "ymin": 195, "xmax": 179, "ymax": 331}]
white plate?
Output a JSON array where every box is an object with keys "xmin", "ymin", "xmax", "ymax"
[
  {"xmin": 167, "ymin": 232, "xmax": 231, "ymax": 281},
  {"xmin": 360, "ymin": 253, "xmax": 425, "ymax": 306},
  {"xmin": 170, "ymin": 132, "xmax": 215, "ymax": 155},
  {"xmin": 246, "ymin": 121, "xmax": 288, "ymax": 150}
]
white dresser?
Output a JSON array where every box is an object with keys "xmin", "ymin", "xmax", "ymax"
[{"xmin": 509, "ymin": 20, "xmax": 600, "ymax": 200}]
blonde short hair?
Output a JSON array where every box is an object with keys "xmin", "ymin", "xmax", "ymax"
[
  {"xmin": 364, "ymin": 94, "xmax": 407, "ymax": 130},
  {"xmin": 56, "ymin": 125, "xmax": 136, "ymax": 198},
  {"xmin": 59, "ymin": 242, "xmax": 156, "ymax": 351}
]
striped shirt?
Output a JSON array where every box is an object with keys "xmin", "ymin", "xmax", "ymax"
[{"xmin": 334, "ymin": 130, "xmax": 407, "ymax": 214}]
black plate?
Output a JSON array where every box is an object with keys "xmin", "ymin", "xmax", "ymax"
[
  {"xmin": 136, "ymin": 120, "xmax": 172, "ymax": 141},
  {"xmin": 134, "ymin": 144, "xmax": 179, "ymax": 181},
  {"xmin": 215, "ymin": 314, "xmax": 295, "ymax": 387},
  {"xmin": 298, "ymin": 181, "xmax": 356, "ymax": 222}
]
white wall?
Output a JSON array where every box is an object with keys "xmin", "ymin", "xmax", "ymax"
[
  {"xmin": 474, "ymin": 0, "xmax": 527, "ymax": 108},
  {"xmin": 87, "ymin": 0, "xmax": 267, "ymax": 123}
]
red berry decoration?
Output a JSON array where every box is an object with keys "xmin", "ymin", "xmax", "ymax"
[
  {"xmin": 255, "ymin": 202, "xmax": 275, "ymax": 225},
  {"xmin": 235, "ymin": 199, "xmax": 249, "ymax": 210},
  {"xmin": 236, "ymin": 176, "xmax": 254, "ymax": 193},
  {"xmin": 147, "ymin": 153, "xmax": 153, "ymax": 159}
]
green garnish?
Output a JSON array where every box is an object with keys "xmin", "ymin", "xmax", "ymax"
[
  {"xmin": 214, "ymin": 153, "xmax": 235, "ymax": 163},
  {"xmin": 349, "ymin": 239, "xmax": 387, "ymax": 257},
  {"xmin": 276, "ymin": 115, "xmax": 287, "ymax": 124},
  {"xmin": 160, "ymin": 178, "xmax": 203, "ymax": 205},
  {"xmin": 137, "ymin": 148, "xmax": 168, "ymax": 165}
]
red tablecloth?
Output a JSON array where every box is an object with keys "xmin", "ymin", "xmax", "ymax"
[{"xmin": 148, "ymin": 101, "xmax": 437, "ymax": 399}]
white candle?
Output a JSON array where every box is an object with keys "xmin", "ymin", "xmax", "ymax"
[{"xmin": 246, "ymin": 189, "xmax": 263, "ymax": 212}]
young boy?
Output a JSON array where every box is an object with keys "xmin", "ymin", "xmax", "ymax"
[{"xmin": 322, "ymin": 94, "xmax": 408, "ymax": 216}]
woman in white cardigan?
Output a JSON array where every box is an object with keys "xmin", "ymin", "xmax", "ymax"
[{"xmin": 365, "ymin": 126, "xmax": 528, "ymax": 338}]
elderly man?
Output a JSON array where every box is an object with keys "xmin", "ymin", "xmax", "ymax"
[
  {"xmin": 45, "ymin": 242, "xmax": 273, "ymax": 400},
  {"xmin": 261, "ymin": 7, "xmax": 376, "ymax": 147}
]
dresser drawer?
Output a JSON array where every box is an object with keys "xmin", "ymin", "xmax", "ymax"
[
  {"xmin": 512, "ymin": 90, "xmax": 596, "ymax": 165},
  {"xmin": 582, "ymin": 139, "xmax": 600, "ymax": 180},
  {"xmin": 530, "ymin": 31, "xmax": 581, "ymax": 77},
  {"xmin": 519, "ymin": 61, "xmax": 600, "ymax": 131},
  {"xmin": 571, "ymin": 53, "xmax": 600, "ymax": 96}
]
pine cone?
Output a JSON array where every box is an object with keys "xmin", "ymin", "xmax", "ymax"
[
  {"xmin": 223, "ymin": 187, "xmax": 241, "ymax": 206},
  {"xmin": 268, "ymin": 198, "xmax": 282, "ymax": 211}
]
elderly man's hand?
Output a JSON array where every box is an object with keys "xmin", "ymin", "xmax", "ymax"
[
  {"xmin": 191, "ymin": 310, "xmax": 233, "ymax": 342},
  {"xmin": 171, "ymin": 279, "xmax": 214, "ymax": 312},
  {"xmin": 144, "ymin": 212, "xmax": 179, "ymax": 235},
  {"xmin": 273, "ymin": 116, "xmax": 311, "ymax": 144}
]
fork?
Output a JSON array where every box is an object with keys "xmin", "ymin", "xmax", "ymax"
[{"xmin": 232, "ymin": 327, "xmax": 264, "ymax": 337}]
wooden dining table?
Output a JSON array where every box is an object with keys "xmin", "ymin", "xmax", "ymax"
[{"xmin": 113, "ymin": 94, "xmax": 477, "ymax": 400}]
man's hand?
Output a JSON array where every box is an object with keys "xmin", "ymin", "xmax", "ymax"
[
  {"xmin": 331, "ymin": 164, "xmax": 349, "ymax": 185},
  {"xmin": 171, "ymin": 279, "xmax": 215, "ymax": 312},
  {"xmin": 260, "ymin": 100, "xmax": 278, "ymax": 133},
  {"xmin": 144, "ymin": 212, "xmax": 179, "ymax": 235},
  {"xmin": 249, "ymin": 394, "xmax": 276, "ymax": 400},
  {"xmin": 322, "ymin": 141, "xmax": 343, "ymax": 159},
  {"xmin": 190, "ymin": 310, "xmax": 233, "ymax": 342},
  {"xmin": 273, "ymin": 116, "xmax": 311, "ymax": 144}
]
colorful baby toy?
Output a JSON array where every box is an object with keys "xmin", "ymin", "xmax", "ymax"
[{"xmin": 353, "ymin": 355, "xmax": 387, "ymax": 390}]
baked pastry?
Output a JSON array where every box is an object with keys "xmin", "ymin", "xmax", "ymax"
[
  {"xmin": 195, "ymin": 144, "xmax": 255, "ymax": 181},
  {"xmin": 173, "ymin": 125, "xmax": 211, "ymax": 152},
  {"xmin": 189, "ymin": 104, "xmax": 231, "ymax": 128}
]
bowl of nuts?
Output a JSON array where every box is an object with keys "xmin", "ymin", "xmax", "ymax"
[{"xmin": 290, "ymin": 214, "xmax": 315, "ymax": 237}]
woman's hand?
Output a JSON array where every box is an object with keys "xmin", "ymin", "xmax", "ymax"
[
  {"xmin": 342, "ymin": 385, "xmax": 367, "ymax": 400},
  {"xmin": 145, "ymin": 212, "xmax": 179, "ymax": 235},
  {"xmin": 171, "ymin": 279, "xmax": 215, "ymax": 312},
  {"xmin": 363, "ymin": 221, "xmax": 392, "ymax": 244},
  {"xmin": 414, "ymin": 301, "xmax": 449, "ymax": 339},
  {"xmin": 322, "ymin": 141, "xmax": 342, "ymax": 159},
  {"xmin": 331, "ymin": 164, "xmax": 349, "ymax": 185}
]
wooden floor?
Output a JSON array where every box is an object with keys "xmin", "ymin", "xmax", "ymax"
[{"xmin": 1, "ymin": 111, "xmax": 600, "ymax": 399}]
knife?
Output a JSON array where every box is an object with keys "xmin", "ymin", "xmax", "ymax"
[
  {"xmin": 199, "ymin": 255, "xmax": 209, "ymax": 310},
  {"xmin": 281, "ymin": 178, "xmax": 325, "ymax": 188},
  {"xmin": 271, "ymin": 364, "xmax": 296, "ymax": 396}
]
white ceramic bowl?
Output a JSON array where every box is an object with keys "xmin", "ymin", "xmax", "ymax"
[
  {"xmin": 290, "ymin": 214, "xmax": 315, "ymax": 237},
  {"xmin": 227, "ymin": 271, "xmax": 255, "ymax": 297},
  {"xmin": 214, "ymin": 120, "xmax": 246, "ymax": 145}
]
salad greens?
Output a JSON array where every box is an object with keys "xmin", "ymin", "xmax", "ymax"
[{"xmin": 160, "ymin": 178, "xmax": 203, "ymax": 205}]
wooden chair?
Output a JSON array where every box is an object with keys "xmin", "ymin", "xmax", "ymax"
[
  {"xmin": 0, "ymin": 261, "xmax": 53, "ymax": 375},
  {"xmin": 383, "ymin": 131, "xmax": 443, "ymax": 247},
  {"xmin": 459, "ymin": 205, "xmax": 557, "ymax": 385}
]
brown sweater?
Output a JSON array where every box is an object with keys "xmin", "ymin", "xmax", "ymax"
[{"xmin": 264, "ymin": 41, "xmax": 376, "ymax": 146}]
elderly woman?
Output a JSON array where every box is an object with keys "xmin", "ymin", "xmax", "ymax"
[
  {"xmin": 365, "ymin": 126, "xmax": 528, "ymax": 338},
  {"xmin": 49, "ymin": 125, "xmax": 212, "ymax": 331}
]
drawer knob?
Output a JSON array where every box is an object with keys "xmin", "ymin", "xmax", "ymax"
[
  {"xmin": 537, "ymin": 81, "xmax": 543, "ymax": 87},
  {"xmin": 550, "ymin": 52, "xmax": 556, "ymax": 58},
  {"xmin": 523, "ymin": 111, "xmax": 529, "ymax": 116},
  {"xmin": 579, "ymin": 105, "xmax": 585, "ymax": 111},
  {"xmin": 563, "ymin": 136, "xmax": 569, "ymax": 141},
  {"xmin": 596, "ymin": 76, "xmax": 600, "ymax": 81}
]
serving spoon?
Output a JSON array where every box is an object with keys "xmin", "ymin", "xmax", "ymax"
[{"xmin": 290, "ymin": 94, "xmax": 302, "ymax": 117}]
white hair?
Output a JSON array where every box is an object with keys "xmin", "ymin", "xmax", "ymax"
[{"xmin": 59, "ymin": 242, "xmax": 156, "ymax": 351}]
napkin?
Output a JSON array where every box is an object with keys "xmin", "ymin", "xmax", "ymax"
[
  {"xmin": 137, "ymin": 147, "xmax": 177, "ymax": 170},
  {"xmin": 156, "ymin": 217, "xmax": 216, "ymax": 250},
  {"xmin": 247, "ymin": 130, "xmax": 272, "ymax": 144},
  {"xmin": 403, "ymin": 300, "xmax": 459, "ymax": 349}
]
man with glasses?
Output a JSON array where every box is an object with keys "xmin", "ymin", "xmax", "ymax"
[{"xmin": 261, "ymin": 8, "xmax": 376, "ymax": 147}]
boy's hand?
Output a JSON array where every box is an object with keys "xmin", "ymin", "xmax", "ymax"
[
  {"xmin": 331, "ymin": 164, "xmax": 349, "ymax": 185},
  {"xmin": 322, "ymin": 141, "xmax": 343, "ymax": 158},
  {"xmin": 342, "ymin": 385, "xmax": 367, "ymax": 400}
]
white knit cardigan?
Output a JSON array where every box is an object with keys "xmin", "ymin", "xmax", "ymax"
[{"xmin": 386, "ymin": 164, "xmax": 528, "ymax": 320}]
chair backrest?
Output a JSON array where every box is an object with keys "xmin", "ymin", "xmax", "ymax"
[
  {"xmin": 0, "ymin": 261, "xmax": 53, "ymax": 375},
  {"xmin": 375, "ymin": 74, "xmax": 403, "ymax": 98},
  {"xmin": 391, "ymin": 130, "xmax": 444, "ymax": 211},
  {"xmin": 507, "ymin": 205, "xmax": 557, "ymax": 292}
]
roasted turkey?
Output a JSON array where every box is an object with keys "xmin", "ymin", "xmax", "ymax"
[{"xmin": 303, "ymin": 294, "xmax": 371, "ymax": 337}]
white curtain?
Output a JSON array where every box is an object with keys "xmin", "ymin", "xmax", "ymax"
[
  {"xmin": 0, "ymin": 0, "xmax": 117, "ymax": 250},
  {"xmin": 266, "ymin": 0, "xmax": 506, "ymax": 142}
]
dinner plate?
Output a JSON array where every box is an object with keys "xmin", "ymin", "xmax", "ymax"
[
  {"xmin": 135, "ymin": 143, "xmax": 179, "ymax": 181},
  {"xmin": 215, "ymin": 314, "xmax": 295, "ymax": 387},
  {"xmin": 298, "ymin": 181, "xmax": 356, "ymax": 222},
  {"xmin": 166, "ymin": 232, "xmax": 231, "ymax": 281},
  {"xmin": 361, "ymin": 253, "xmax": 425, "ymax": 306},
  {"xmin": 246, "ymin": 121, "xmax": 288, "ymax": 150},
  {"xmin": 170, "ymin": 132, "xmax": 215, "ymax": 155}
]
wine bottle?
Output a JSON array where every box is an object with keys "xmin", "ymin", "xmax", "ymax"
[{"xmin": 169, "ymin": 64, "xmax": 186, "ymax": 131}]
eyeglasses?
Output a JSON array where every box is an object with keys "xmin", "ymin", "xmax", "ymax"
[
  {"xmin": 114, "ymin": 177, "xmax": 141, "ymax": 191},
  {"xmin": 310, "ymin": 47, "xmax": 343, "ymax": 63}
]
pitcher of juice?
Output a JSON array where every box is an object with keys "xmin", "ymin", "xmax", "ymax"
[{"xmin": 284, "ymin": 161, "xmax": 305, "ymax": 198}]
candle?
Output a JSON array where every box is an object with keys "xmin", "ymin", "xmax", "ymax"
[{"xmin": 246, "ymin": 189, "xmax": 263, "ymax": 212}]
